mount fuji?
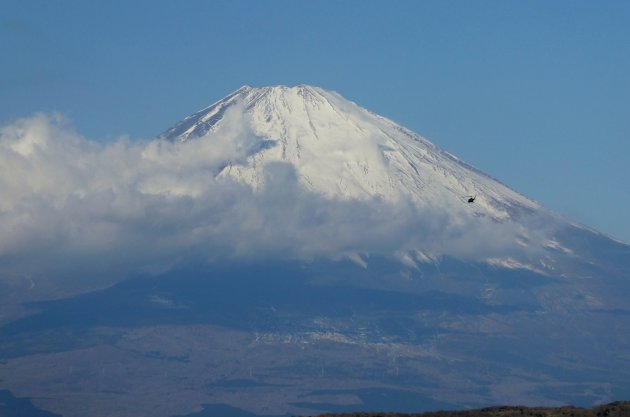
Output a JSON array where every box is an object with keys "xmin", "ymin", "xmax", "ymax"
[
  {"xmin": 0, "ymin": 85, "xmax": 629, "ymax": 417},
  {"xmin": 162, "ymin": 85, "xmax": 538, "ymax": 218},
  {"xmin": 159, "ymin": 85, "xmax": 626, "ymax": 273}
]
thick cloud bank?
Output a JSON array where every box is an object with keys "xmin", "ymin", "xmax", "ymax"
[{"xmin": 0, "ymin": 113, "xmax": 553, "ymax": 284}]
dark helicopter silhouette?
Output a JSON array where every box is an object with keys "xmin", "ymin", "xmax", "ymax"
[{"xmin": 466, "ymin": 195, "xmax": 476, "ymax": 203}]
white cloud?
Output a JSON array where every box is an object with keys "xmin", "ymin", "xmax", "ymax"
[{"xmin": 0, "ymin": 111, "xmax": 556, "ymax": 287}]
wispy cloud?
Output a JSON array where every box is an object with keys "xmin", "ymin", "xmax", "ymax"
[{"xmin": 0, "ymin": 110, "xmax": 556, "ymax": 287}]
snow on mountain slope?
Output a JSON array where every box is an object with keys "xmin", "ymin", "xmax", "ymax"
[{"xmin": 161, "ymin": 85, "xmax": 540, "ymax": 222}]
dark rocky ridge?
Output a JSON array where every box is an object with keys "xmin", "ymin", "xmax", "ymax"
[{"xmin": 305, "ymin": 401, "xmax": 630, "ymax": 417}]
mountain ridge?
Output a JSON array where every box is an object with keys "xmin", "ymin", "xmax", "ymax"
[{"xmin": 301, "ymin": 400, "xmax": 630, "ymax": 417}]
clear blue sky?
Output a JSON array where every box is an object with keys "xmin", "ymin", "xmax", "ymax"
[{"xmin": 2, "ymin": 0, "xmax": 629, "ymax": 242}]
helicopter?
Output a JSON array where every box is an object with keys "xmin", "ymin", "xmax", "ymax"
[{"xmin": 466, "ymin": 195, "xmax": 476, "ymax": 203}]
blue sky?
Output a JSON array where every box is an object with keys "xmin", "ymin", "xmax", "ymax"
[{"xmin": 2, "ymin": 0, "xmax": 629, "ymax": 242}]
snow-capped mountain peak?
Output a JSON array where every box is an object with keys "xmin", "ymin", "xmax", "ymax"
[{"xmin": 161, "ymin": 85, "xmax": 539, "ymax": 220}]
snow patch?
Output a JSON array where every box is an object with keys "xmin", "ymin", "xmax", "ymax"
[
  {"xmin": 543, "ymin": 239, "xmax": 574, "ymax": 255},
  {"xmin": 485, "ymin": 257, "xmax": 547, "ymax": 275}
]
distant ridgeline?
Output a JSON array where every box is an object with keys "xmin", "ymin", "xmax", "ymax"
[{"xmin": 305, "ymin": 401, "xmax": 630, "ymax": 417}]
